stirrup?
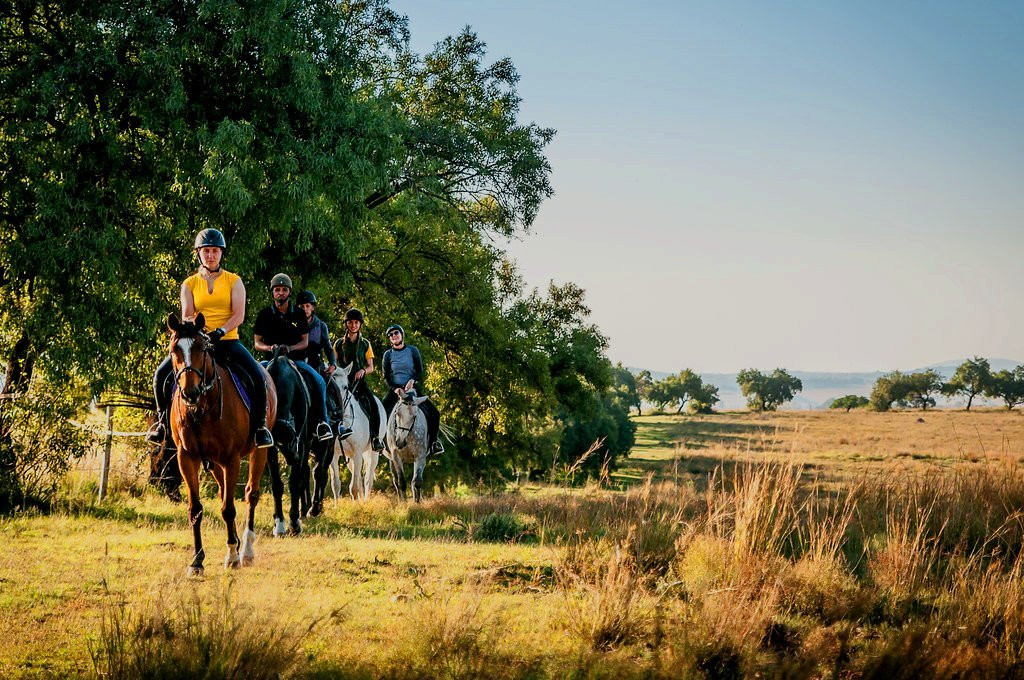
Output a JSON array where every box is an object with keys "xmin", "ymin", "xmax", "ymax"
[
  {"xmin": 372, "ymin": 437, "xmax": 385, "ymax": 452},
  {"xmin": 336, "ymin": 424, "xmax": 353, "ymax": 441},
  {"xmin": 255, "ymin": 427, "xmax": 274, "ymax": 448},
  {"xmin": 315, "ymin": 422, "xmax": 334, "ymax": 441},
  {"xmin": 145, "ymin": 421, "xmax": 166, "ymax": 445},
  {"xmin": 430, "ymin": 440, "xmax": 444, "ymax": 455}
]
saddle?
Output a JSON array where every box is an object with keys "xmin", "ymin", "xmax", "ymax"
[{"xmin": 165, "ymin": 356, "xmax": 252, "ymax": 414}]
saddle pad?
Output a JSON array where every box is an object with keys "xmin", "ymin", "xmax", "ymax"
[{"xmin": 229, "ymin": 369, "xmax": 252, "ymax": 413}]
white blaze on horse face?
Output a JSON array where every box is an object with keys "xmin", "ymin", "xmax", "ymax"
[{"xmin": 177, "ymin": 338, "xmax": 194, "ymax": 368}]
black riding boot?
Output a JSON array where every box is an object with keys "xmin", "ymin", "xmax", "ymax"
[
  {"xmin": 218, "ymin": 340, "xmax": 273, "ymax": 448},
  {"xmin": 146, "ymin": 356, "xmax": 173, "ymax": 444}
]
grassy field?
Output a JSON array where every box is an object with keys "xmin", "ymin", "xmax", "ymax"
[{"xmin": 5, "ymin": 409, "xmax": 1024, "ymax": 678}]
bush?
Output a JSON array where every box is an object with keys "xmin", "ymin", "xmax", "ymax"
[
  {"xmin": 0, "ymin": 383, "xmax": 94, "ymax": 512},
  {"xmin": 474, "ymin": 511, "xmax": 528, "ymax": 543}
]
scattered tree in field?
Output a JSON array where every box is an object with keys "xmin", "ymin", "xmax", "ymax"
[
  {"xmin": 634, "ymin": 370, "xmax": 653, "ymax": 416},
  {"xmin": 688, "ymin": 381, "xmax": 721, "ymax": 414},
  {"xmin": 985, "ymin": 366, "xmax": 1024, "ymax": 410},
  {"xmin": 870, "ymin": 371, "xmax": 907, "ymax": 411},
  {"xmin": 611, "ymin": 364, "xmax": 640, "ymax": 417},
  {"xmin": 736, "ymin": 368, "xmax": 803, "ymax": 412},
  {"xmin": 942, "ymin": 357, "xmax": 993, "ymax": 411},
  {"xmin": 648, "ymin": 370, "xmax": 720, "ymax": 414},
  {"xmin": 870, "ymin": 370, "xmax": 944, "ymax": 411},
  {"xmin": 831, "ymin": 395, "xmax": 870, "ymax": 412}
]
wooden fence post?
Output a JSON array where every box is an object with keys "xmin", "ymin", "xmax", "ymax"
[{"xmin": 98, "ymin": 405, "xmax": 113, "ymax": 501}]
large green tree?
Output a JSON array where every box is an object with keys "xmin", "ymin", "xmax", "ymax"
[
  {"xmin": 736, "ymin": 368, "xmax": 802, "ymax": 412},
  {"xmin": 985, "ymin": 367, "xmax": 1024, "ymax": 410},
  {"xmin": 942, "ymin": 357, "xmax": 993, "ymax": 411}
]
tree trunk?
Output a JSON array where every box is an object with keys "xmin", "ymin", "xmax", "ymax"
[
  {"xmin": 0, "ymin": 330, "xmax": 35, "ymax": 512},
  {"xmin": 966, "ymin": 392, "xmax": 974, "ymax": 411}
]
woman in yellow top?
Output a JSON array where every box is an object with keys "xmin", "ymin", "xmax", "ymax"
[{"xmin": 147, "ymin": 229, "xmax": 274, "ymax": 448}]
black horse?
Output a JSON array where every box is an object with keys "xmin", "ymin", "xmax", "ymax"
[{"xmin": 265, "ymin": 350, "xmax": 316, "ymax": 535}]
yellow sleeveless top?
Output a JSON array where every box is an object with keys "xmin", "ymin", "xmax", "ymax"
[{"xmin": 183, "ymin": 270, "xmax": 242, "ymax": 340}]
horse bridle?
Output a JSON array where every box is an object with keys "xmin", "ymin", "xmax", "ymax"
[{"xmin": 174, "ymin": 338, "xmax": 219, "ymax": 407}]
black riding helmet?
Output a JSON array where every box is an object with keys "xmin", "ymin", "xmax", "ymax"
[
  {"xmin": 344, "ymin": 308, "xmax": 364, "ymax": 323},
  {"xmin": 296, "ymin": 290, "xmax": 317, "ymax": 306},
  {"xmin": 385, "ymin": 323, "xmax": 404, "ymax": 337},
  {"xmin": 194, "ymin": 228, "xmax": 227, "ymax": 250},
  {"xmin": 269, "ymin": 273, "xmax": 293, "ymax": 291}
]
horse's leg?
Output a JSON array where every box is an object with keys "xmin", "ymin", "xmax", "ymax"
[
  {"xmin": 267, "ymin": 446, "xmax": 287, "ymax": 537},
  {"xmin": 329, "ymin": 443, "xmax": 342, "ymax": 503},
  {"xmin": 212, "ymin": 462, "xmax": 241, "ymax": 569},
  {"xmin": 364, "ymin": 448, "xmax": 378, "ymax": 499},
  {"xmin": 413, "ymin": 455, "xmax": 425, "ymax": 504},
  {"xmin": 349, "ymin": 447, "xmax": 362, "ymax": 501},
  {"xmin": 310, "ymin": 439, "xmax": 330, "ymax": 516},
  {"xmin": 389, "ymin": 456, "xmax": 406, "ymax": 502},
  {"xmin": 242, "ymin": 446, "xmax": 266, "ymax": 566},
  {"xmin": 299, "ymin": 448, "xmax": 312, "ymax": 517},
  {"xmin": 180, "ymin": 454, "xmax": 205, "ymax": 576},
  {"xmin": 287, "ymin": 450, "xmax": 303, "ymax": 536}
]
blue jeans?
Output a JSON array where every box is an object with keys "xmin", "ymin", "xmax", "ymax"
[{"xmin": 261, "ymin": 359, "xmax": 329, "ymax": 428}]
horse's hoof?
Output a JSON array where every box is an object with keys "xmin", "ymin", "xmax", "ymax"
[
  {"xmin": 273, "ymin": 519, "xmax": 287, "ymax": 537},
  {"xmin": 187, "ymin": 566, "xmax": 204, "ymax": 578},
  {"xmin": 290, "ymin": 522, "xmax": 302, "ymax": 536},
  {"xmin": 309, "ymin": 502, "xmax": 323, "ymax": 518},
  {"xmin": 242, "ymin": 556, "xmax": 254, "ymax": 567}
]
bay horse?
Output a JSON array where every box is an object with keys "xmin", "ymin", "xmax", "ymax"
[
  {"xmin": 384, "ymin": 388, "xmax": 431, "ymax": 503},
  {"xmin": 166, "ymin": 312, "xmax": 276, "ymax": 575},
  {"xmin": 327, "ymin": 364, "xmax": 386, "ymax": 501}
]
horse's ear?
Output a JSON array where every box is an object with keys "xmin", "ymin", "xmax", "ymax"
[
  {"xmin": 167, "ymin": 313, "xmax": 180, "ymax": 332},
  {"xmin": 412, "ymin": 395, "xmax": 429, "ymax": 406},
  {"xmin": 397, "ymin": 388, "xmax": 405, "ymax": 399},
  {"xmin": 342, "ymin": 363, "xmax": 353, "ymax": 376},
  {"xmin": 194, "ymin": 312, "xmax": 205, "ymax": 330}
]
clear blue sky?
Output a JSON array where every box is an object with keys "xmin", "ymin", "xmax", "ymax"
[{"xmin": 392, "ymin": 1, "xmax": 1024, "ymax": 373}]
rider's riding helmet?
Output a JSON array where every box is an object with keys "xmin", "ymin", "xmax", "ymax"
[
  {"xmin": 269, "ymin": 273, "xmax": 293, "ymax": 291},
  {"xmin": 385, "ymin": 323, "xmax": 405, "ymax": 338},
  {"xmin": 194, "ymin": 228, "xmax": 227, "ymax": 251},
  {"xmin": 344, "ymin": 308, "xmax": 364, "ymax": 323},
  {"xmin": 296, "ymin": 290, "xmax": 317, "ymax": 306}
]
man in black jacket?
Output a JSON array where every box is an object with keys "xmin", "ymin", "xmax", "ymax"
[{"xmin": 380, "ymin": 324, "xmax": 442, "ymax": 454}]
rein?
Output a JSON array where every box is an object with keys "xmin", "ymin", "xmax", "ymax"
[{"xmin": 172, "ymin": 338, "xmax": 223, "ymax": 420}]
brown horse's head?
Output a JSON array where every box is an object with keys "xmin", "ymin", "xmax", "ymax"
[{"xmin": 167, "ymin": 312, "xmax": 215, "ymax": 404}]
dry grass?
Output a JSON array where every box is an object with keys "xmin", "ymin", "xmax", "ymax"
[{"xmin": 7, "ymin": 410, "xmax": 1024, "ymax": 678}]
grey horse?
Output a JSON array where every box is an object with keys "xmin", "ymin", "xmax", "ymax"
[{"xmin": 384, "ymin": 388, "xmax": 431, "ymax": 502}]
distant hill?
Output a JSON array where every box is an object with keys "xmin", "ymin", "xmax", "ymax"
[{"xmin": 629, "ymin": 358, "xmax": 1023, "ymax": 410}]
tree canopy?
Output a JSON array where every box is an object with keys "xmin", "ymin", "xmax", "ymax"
[
  {"xmin": 942, "ymin": 357, "xmax": 993, "ymax": 411},
  {"xmin": 736, "ymin": 368, "xmax": 802, "ymax": 412},
  {"xmin": 0, "ymin": 0, "xmax": 630, "ymax": 500}
]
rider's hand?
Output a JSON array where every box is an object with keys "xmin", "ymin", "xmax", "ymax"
[
  {"xmin": 326, "ymin": 365, "xmax": 336, "ymax": 375},
  {"xmin": 355, "ymin": 369, "xmax": 365, "ymax": 380},
  {"xmin": 209, "ymin": 328, "xmax": 226, "ymax": 342}
]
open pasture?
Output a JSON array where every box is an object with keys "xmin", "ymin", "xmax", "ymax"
[{"xmin": 5, "ymin": 409, "xmax": 1024, "ymax": 678}]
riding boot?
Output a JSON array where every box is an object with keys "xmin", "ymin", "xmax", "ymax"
[
  {"xmin": 147, "ymin": 356, "xmax": 173, "ymax": 445},
  {"xmin": 372, "ymin": 437, "xmax": 385, "ymax": 452},
  {"xmin": 336, "ymin": 423, "xmax": 353, "ymax": 440},
  {"xmin": 145, "ymin": 412, "xmax": 167, "ymax": 444},
  {"xmin": 255, "ymin": 422, "xmax": 274, "ymax": 448}
]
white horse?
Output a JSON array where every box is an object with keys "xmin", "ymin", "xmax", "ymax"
[
  {"xmin": 327, "ymin": 364, "xmax": 386, "ymax": 500},
  {"xmin": 385, "ymin": 388, "xmax": 431, "ymax": 503}
]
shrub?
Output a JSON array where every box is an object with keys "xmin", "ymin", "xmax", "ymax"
[
  {"xmin": 89, "ymin": 582, "xmax": 313, "ymax": 679},
  {"xmin": 0, "ymin": 382, "xmax": 94, "ymax": 512},
  {"xmin": 474, "ymin": 511, "xmax": 527, "ymax": 543}
]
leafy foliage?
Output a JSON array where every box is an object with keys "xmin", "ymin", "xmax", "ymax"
[
  {"xmin": 941, "ymin": 357, "xmax": 993, "ymax": 411},
  {"xmin": 736, "ymin": 368, "xmax": 802, "ymax": 412},
  {"xmin": 985, "ymin": 366, "xmax": 1024, "ymax": 410},
  {"xmin": 830, "ymin": 395, "xmax": 869, "ymax": 412},
  {"xmin": 649, "ymin": 369, "xmax": 720, "ymax": 414},
  {"xmin": 870, "ymin": 370, "xmax": 944, "ymax": 411}
]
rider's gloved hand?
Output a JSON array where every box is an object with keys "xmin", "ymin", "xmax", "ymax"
[{"xmin": 209, "ymin": 328, "xmax": 226, "ymax": 342}]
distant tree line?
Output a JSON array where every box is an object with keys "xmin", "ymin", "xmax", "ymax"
[{"xmin": 858, "ymin": 357, "xmax": 1024, "ymax": 412}]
